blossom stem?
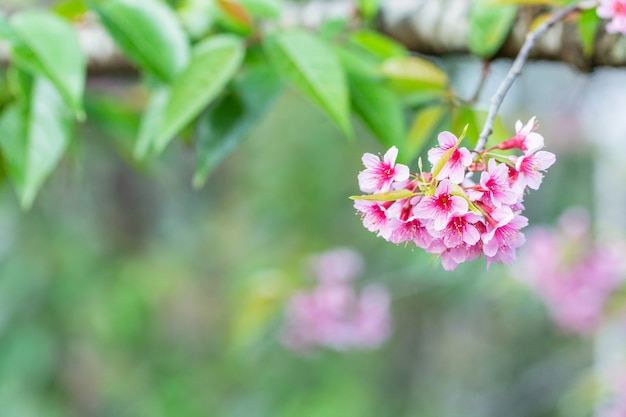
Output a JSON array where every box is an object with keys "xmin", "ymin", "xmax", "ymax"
[{"xmin": 474, "ymin": 3, "xmax": 581, "ymax": 153}]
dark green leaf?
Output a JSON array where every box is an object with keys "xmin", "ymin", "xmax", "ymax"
[
  {"xmin": 193, "ymin": 64, "xmax": 283, "ymax": 187},
  {"xmin": 153, "ymin": 35, "xmax": 245, "ymax": 153},
  {"xmin": 468, "ymin": 0, "xmax": 518, "ymax": 58},
  {"xmin": 92, "ymin": 0, "xmax": 190, "ymax": 83},
  {"xmin": 264, "ymin": 29, "xmax": 352, "ymax": 137},
  {"xmin": 10, "ymin": 10, "xmax": 86, "ymax": 118},
  {"xmin": 0, "ymin": 74, "xmax": 71, "ymax": 208},
  {"xmin": 342, "ymin": 52, "xmax": 404, "ymax": 149}
]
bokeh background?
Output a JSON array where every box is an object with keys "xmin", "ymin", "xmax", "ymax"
[{"xmin": 2, "ymin": 1, "xmax": 626, "ymax": 416}]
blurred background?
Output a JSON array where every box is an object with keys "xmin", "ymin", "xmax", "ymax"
[{"xmin": 2, "ymin": 1, "xmax": 625, "ymax": 416}]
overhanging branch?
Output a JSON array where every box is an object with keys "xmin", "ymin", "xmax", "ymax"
[
  {"xmin": 1, "ymin": 1, "xmax": 625, "ymax": 74},
  {"xmin": 380, "ymin": 0, "xmax": 626, "ymax": 72}
]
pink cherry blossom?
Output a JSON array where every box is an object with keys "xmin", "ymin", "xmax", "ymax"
[
  {"xmin": 482, "ymin": 207, "xmax": 528, "ymax": 263},
  {"xmin": 471, "ymin": 159, "xmax": 519, "ymax": 207},
  {"xmin": 358, "ymin": 146, "xmax": 410, "ymax": 193},
  {"xmin": 354, "ymin": 200, "xmax": 392, "ymax": 236},
  {"xmin": 598, "ymin": 0, "xmax": 626, "ymax": 35},
  {"xmin": 427, "ymin": 131, "xmax": 472, "ymax": 184},
  {"xmin": 516, "ymin": 210, "xmax": 626, "ymax": 334},
  {"xmin": 439, "ymin": 211, "xmax": 482, "ymax": 248},
  {"xmin": 282, "ymin": 249, "xmax": 392, "ymax": 353},
  {"xmin": 413, "ymin": 180, "xmax": 469, "ymax": 231},
  {"xmin": 497, "ymin": 117, "xmax": 544, "ymax": 152},
  {"xmin": 515, "ymin": 150, "xmax": 556, "ymax": 190},
  {"xmin": 309, "ymin": 247, "xmax": 364, "ymax": 284}
]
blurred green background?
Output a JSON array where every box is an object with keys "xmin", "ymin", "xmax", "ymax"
[{"xmin": 0, "ymin": 1, "xmax": 609, "ymax": 416}]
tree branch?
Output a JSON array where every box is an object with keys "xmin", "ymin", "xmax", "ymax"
[
  {"xmin": 380, "ymin": 0, "xmax": 626, "ymax": 72},
  {"xmin": 475, "ymin": 3, "xmax": 581, "ymax": 152}
]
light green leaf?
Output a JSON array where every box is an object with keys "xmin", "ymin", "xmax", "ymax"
[
  {"xmin": 134, "ymin": 87, "xmax": 170, "ymax": 159},
  {"xmin": 578, "ymin": 8, "xmax": 600, "ymax": 58},
  {"xmin": 0, "ymin": 75, "xmax": 71, "ymax": 209},
  {"xmin": 153, "ymin": 35, "xmax": 245, "ymax": 153},
  {"xmin": 380, "ymin": 56, "xmax": 449, "ymax": 93},
  {"xmin": 193, "ymin": 64, "xmax": 283, "ymax": 187},
  {"xmin": 468, "ymin": 0, "xmax": 518, "ymax": 58},
  {"xmin": 264, "ymin": 29, "xmax": 352, "ymax": 137},
  {"xmin": 237, "ymin": 0, "xmax": 282, "ymax": 19},
  {"xmin": 350, "ymin": 30, "xmax": 407, "ymax": 61},
  {"xmin": 452, "ymin": 106, "xmax": 480, "ymax": 148},
  {"xmin": 403, "ymin": 104, "xmax": 448, "ymax": 164},
  {"xmin": 9, "ymin": 10, "xmax": 86, "ymax": 118},
  {"xmin": 350, "ymin": 189, "xmax": 417, "ymax": 201},
  {"xmin": 92, "ymin": 0, "xmax": 190, "ymax": 83},
  {"xmin": 358, "ymin": 0, "xmax": 380, "ymax": 20},
  {"xmin": 0, "ymin": 12, "xmax": 16, "ymax": 41}
]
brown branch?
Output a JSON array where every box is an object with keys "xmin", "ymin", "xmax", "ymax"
[
  {"xmin": 0, "ymin": 1, "xmax": 624, "ymax": 74},
  {"xmin": 380, "ymin": 0, "xmax": 626, "ymax": 72}
]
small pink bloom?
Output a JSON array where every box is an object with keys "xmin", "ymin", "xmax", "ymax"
[
  {"xmin": 598, "ymin": 0, "xmax": 626, "ymax": 35},
  {"xmin": 498, "ymin": 117, "xmax": 544, "ymax": 153},
  {"xmin": 515, "ymin": 150, "xmax": 556, "ymax": 190},
  {"xmin": 354, "ymin": 200, "xmax": 391, "ymax": 236},
  {"xmin": 413, "ymin": 180, "xmax": 468, "ymax": 231},
  {"xmin": 440, "ymin": 211, "xmax": 482, "ymax": 248},
  {"xmin": 427, "ymin": 131, "xmax": 472, "ymax": 184},
  {"xmin": 473, "ymin": 159, "xmax": 519, "ymax": 207},
  {"xmin": 482, "ymin": 207, "xmax": 528, "ymax": 262},
  {"xmin": 358, "ymin": 146, "xmax": 410, "ymax": 193}
]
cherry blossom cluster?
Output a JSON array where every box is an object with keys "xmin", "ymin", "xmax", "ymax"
[
  {"xmin": 353, "ymin": 118, "xmax": 556, "ymax": 271},
  {"xmin": 516, "ymin": 209, "xmax": 626, "ymax": 334},
  {"xmin": 597, "ymin": 0, "xmax": 626, "ymax": 35},
  {"xmin": 281, "ymin": 248, "xmax": 391, "ymax": 353}
]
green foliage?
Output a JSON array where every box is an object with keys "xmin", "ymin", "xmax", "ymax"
[
  {"xmin": 578, "ymin": 7, "xmax": 600, "ymax": 58},
  {"xmin": 92, "ymin": 0, "xmax": 190, "ymax": 83},
  {"xmin": 0, "ymin": 71, "xmax": 71, "ymax": 208},
  {"xmin": 9, "ymin": 9, "xmax": 86, "ymax": 118},
  {"xmin": 264, "ymin": 29, "xmax": 352, "ymax": 137},
  {"xmin": 469, "ymin": 0, "xmax": 518, "ymax": 58},
  {"xmin": 193, "ymin": 64, "xmax": 283, "ymax": 187},
  {"xmin": 152, "ymin": 35, "xmax": 245, "ymax": 154}
]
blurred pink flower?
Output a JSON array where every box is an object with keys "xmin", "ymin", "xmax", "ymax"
[
  {"xmin": 282, "ymin": 248, "xmax": 392, "ymax": 353},
  {"xmin": 516, "ymin": 209, "xmax": 626, "ymax": 334},
  {"xmin": 598, "ymin": 0, "xmax": 626, "ymax": 35}
]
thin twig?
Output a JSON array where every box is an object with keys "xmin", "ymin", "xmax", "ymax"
[
  {"xmin": 468, "ymin": 60, "xmax": 491, "ymax": 105},
  {"xmin": 474, "ymin": 3, "xmax": 581, "ymax": 152}
]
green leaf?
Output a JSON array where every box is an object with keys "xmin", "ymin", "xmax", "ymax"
[
  {"xmin": 92, "ymin": 0, "xmax": 189, "ymax": 83},
  {"xmin": 153, "ymin": 35, "xmax": 245, "ymax": 153},
  {"xmin": 264, "ymin": 29, "xmax": 352, "ymax": 137},
  {"xmin": 349, "ymin": 189, "xmax": 417, "ymax": 201},
  {"xmin": 358, "ymin": 0, "xmax": 380, "ymax": 20},
  {"xmin": 349, "ymin": 30, "xmax": 407, "ymax": 61},
  {"xmin": 380, "ymin": 56, "xmax": 449, "ymax": 93},
  {"xmin": 54, "ymin": 0, "xmax": 89, "ymax": 20},
  {"xmin": 193, "ymin": 64, "xmax": 283, "ymax": 187},
  {"xmin": 0, "ymin": 75, "xmax": 71, "ymax": 209},
  {"xmin": 468, "ymin": 0, "xmax": 518, "ymax": 58},
  {"xmin": 452, "ymin": 106, "xmax": 480, "ymax": 148},
  {"xmin": 0, "ymin": 12, "xmax": 16, "ymax": 42},
  {"xmin": 9, "ymin": 10, "xmax": 86, "ymax": 118},
  {"xmin": 135, "ymin": 86, "xmax": 170, "ymax": 159},
  {"xmin": 578, "ymin": 8, "xmax": 600, "ymax": 58},
  {"xmin": 403, "ymin": 104, "xmax": 448, "ymax": 164},
  {"xmin": 237, "ymin": 0, "xmax": 282, "ymax": 19},
  {"xmin": 345, "ymin": 65, "xmax": 405, "ymax": 149}
]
